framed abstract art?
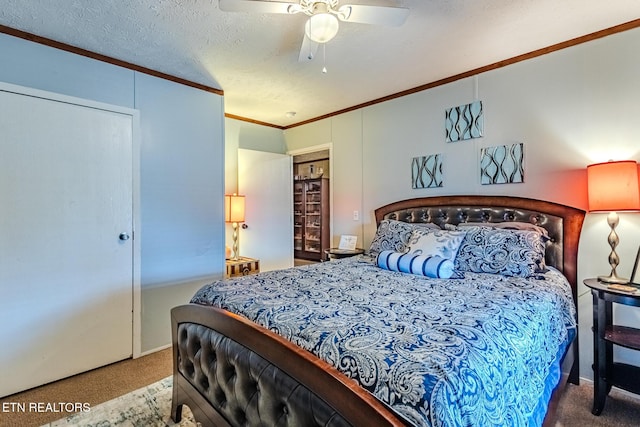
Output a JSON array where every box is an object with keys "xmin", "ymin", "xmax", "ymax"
[
  {"xmin": 445, "ymin": 100, "xmax": 483, "ymax": 142},
  {"xmin": 412, "ymin": 154, "xmax": 443, "ymax": 189},
  {"xmin": 480, "ymin": 143, "xmax": 524, "ymax": 185}
]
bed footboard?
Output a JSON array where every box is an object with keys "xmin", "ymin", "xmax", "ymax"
[{"xmin": 171, "ymin": 303, "xmax": 406, "ymax": 427}]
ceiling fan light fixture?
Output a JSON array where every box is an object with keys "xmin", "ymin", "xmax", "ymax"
[
  {"xmin": 305, "ymin": 13, "xmax": 339, "ymax": 43},
  {"xmin": 337, "ymin": 5, "xmax": 352, "ymax": 21},
  {"xmin": 287, "ymin": 4, "xmax": 303, "ymax": 14}
]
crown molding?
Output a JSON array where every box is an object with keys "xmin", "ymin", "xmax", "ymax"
[
  {"xmin": 0, "ymin": 24, "xmax": 223, "ymax": 96},
  {"xmin": 283, "ymin": 18, "xmax": 640, "ymax": 130}
]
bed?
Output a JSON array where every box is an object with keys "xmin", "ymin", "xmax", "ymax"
[{"xmin": 171, "ymin": 195, "xmax": 585, "ymax": 426}]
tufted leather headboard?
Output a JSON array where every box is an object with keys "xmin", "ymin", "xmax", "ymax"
[
  {"xmin": 379, "ymin": 204, "xmax": 563, "ymax": 270},
  {"xmin": 374, "ymin": 195, "xmax": 585, "ymax": 293}
]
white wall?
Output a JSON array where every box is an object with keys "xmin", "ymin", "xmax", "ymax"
[
  {"xmin": 284, "ymin": 27, "xmax": 640, "ymax": 381},
  {"xmin": 332, "ymin": 111, "xmax": 365, "ymax": 246},
  {"xmin": 136, "ymin": 74, "xmax": 225, "ymax": 351},
  {"xmin": 0, "ymin": 32, "xmax": 226, "ymax": 354}
]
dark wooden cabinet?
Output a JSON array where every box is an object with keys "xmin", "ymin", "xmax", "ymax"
[
  {"xmin": 583, "ymin": 278, "xmax": 640, "ymax": 415},
  {"xmin": 294, "ymin": 178, "xmax": 329, "ymax": 261}
]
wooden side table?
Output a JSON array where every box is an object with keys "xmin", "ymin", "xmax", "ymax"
[
  {"xmin": 583, "ymin": 278, "xmax": 640, "ymax": 415},
  {"xmin": 324, "ymin": 248, "xmax": 365, "ymax": 261},
  {"xmin": 225, "ymin": 256, "xmax": 260, "ymax": 278}
]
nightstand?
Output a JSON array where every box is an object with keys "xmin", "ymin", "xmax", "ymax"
[
  {"xmin": 583, "ymin": 278, "xmax": 640, "ymax": 415},
  {"xmin": 324, "ymin": 248, "xmax": 365, "ymax": 261},
  {"xmin": 225, "ymin": 256, "xmax": 260, "ymax": 278}
]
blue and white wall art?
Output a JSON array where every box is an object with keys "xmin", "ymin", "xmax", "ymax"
[
  {"xmin": 480, "ymin": 143, "xmax": 525, "ymax": 185},
  {"xmin": 445, "ymin": 100, "xmax": 484, "ymax": 142},
  {"xmin": 412, "ymin": 154, "xmax": 443, "ymax": 189}
]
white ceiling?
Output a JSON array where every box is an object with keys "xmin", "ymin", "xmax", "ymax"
[{"xmin": 1, "ymin": 1, "xmax": 639, "ymax": 127}]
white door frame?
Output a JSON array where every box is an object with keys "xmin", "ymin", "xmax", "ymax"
[
  {"xmin": 0, "ymin": 81, "xmax": 142, "ymax": 358},
  {"xmin": 287, "ymin": 143, "xmax": 334, "ymax": 248}
]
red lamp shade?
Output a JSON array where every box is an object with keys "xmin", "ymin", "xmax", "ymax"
[
  {"xmin": 587, "ymin": 161, "xmax": 640, "ymax": 212},
  {"xmin": 224, "ymin": 194, "xmax": 246, "ymax": 223}
]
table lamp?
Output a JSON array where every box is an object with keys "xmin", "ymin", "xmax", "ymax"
[
  {"xmin": 587, "ymin": 160, "xmax": 640, "ymax": 283},
  {"xmin": 225, "ymin": 194, "xmax": 245, "ymax": 261}
]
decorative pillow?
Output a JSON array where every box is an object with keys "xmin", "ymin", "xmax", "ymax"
[
  {"xmin": 377, "ymin": 250, "xmax": 455, "ymax": 279},
  {"xmin": 406, "ymin": 228, "xmax": 467, "ymax": 261},
  {"xmin": 453, "ymin": 221, "xmax": 549, "ymax": 239},
  {"xmin": 447, "ymin": 222, "xmax": 550, "ymax": 271},
  {"xmin": 454, "ymin": 226, "xmax": 546, "ymax": 277},
  {"xmin": 412, "ymin": 223, "xmax": 443, "ymax": 230},
  {"xmin": 368, "ymin": 220, "xmax": 441, "ymax": 256}
]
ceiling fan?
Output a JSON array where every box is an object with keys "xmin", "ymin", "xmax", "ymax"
[{"xmin": 219, "ymin": 0, "xmax": 410, "ymax": 62}]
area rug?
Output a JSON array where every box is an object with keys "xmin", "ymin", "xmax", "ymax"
[{"xmin": 42, "ymin": 377, "xmax": 196, "ymax": 427}]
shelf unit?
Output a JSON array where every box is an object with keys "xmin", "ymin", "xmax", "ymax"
[
  {"xmin": 294, "ymin": 178, "xmax": 329, "ymax": 261},
  {"xmin": 583, "ymin": 278, "xmax": 640, "ymax": 415}
]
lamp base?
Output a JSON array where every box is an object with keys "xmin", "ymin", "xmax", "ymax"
[
  {"xmin": 597, "ymin": 211, "xmax": 630, "ymax": 284},
  {"xmin": 597, "ymin": 273, "xmax": 630, "ymax": 284},
  {"xmin": 232, "ymin": 221, "xmax": 240, "ymax": 261}
]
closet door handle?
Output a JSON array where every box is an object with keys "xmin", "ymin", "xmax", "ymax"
[{"xmin": 119, "ymin": 232, "xmax": 130, "ymax": 241}]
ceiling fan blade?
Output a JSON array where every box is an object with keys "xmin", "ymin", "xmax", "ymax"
[
  {"xmin": 337, "ymin": 4, "xmax": 409, "ymax": 26},
  {"xmin": 219, "ymin": 0, "xmax": 302, "ymax": 14},
  {"xmin": 298, "ymin": 34, "xmax": 319, "ymax": 62}
]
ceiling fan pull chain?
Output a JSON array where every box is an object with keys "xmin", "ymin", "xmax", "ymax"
[{"xmin": 322, "ymin": 43, "xmax": 328, "ymax": 74}]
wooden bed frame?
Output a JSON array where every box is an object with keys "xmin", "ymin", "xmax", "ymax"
[{"xmin": 171, "ymin": 195, "xmax": 585, "ymax": 427}]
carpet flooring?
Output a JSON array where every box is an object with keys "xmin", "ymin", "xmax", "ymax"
[
  {"xmin": 0, "ymin": 348, "xmax": 172, "ymax": 427},
  {"xmin": 39, "ymin": 378, "xmax": 640, "ymax": 426},
  {"xmin": 556, "ymin": 383, "xmax": 640, "ymax": 426},
  {"xmin": 1, "ymin": 346, "xmax": 639, "ymax": 427}
]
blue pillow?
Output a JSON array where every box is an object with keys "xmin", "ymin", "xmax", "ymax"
[{"xmin": 377, "ymin": 250, "xmax": 455, "ymax": 279}]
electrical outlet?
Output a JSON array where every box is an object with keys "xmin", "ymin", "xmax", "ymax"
[{"xmin": 353, "ymin": 210, "xmax": 359, "ymax": 221}]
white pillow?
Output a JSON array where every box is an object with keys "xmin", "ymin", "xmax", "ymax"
[
  {"xmin": 377, "ymin": 250, "xmax": 455, "ymax": 279},
  {"xmin": 368, "ymin": 219, "xmax": 442, "ymax": 257},
  {"xmin": 407, "ymin": 228, "xmax": 467, "ymax": 261}
]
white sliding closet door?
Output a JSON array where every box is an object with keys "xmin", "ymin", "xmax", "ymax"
[{"xmin": 0, "ymin": 84, "xmax": 135, "ymax": 397}]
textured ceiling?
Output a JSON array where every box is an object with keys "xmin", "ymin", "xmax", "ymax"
[{"xmin": 1, "ymin": 0, "xmax": 639, "ymax": 127}]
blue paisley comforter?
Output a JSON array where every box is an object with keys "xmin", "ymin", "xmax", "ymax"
[{"xmin": 191, "ymin": 255, "xmax": 576, "ymax": 427}]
